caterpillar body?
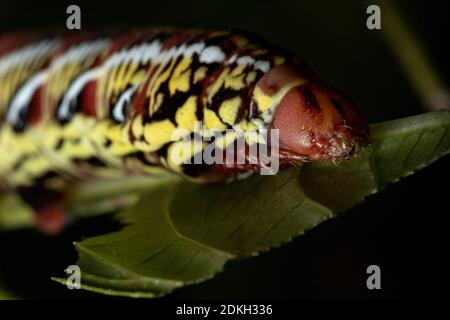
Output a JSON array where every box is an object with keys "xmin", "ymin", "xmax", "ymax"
[{"xmin": 0, "ymin": 28, "xmax": 369, "ymax": 233}]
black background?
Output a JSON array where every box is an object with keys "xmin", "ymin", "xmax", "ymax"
[{"xmin": 0, "ymin": 0, "xmax": 448, "ymax": 299}]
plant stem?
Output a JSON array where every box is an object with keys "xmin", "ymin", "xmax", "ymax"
[{"xmin": 379, "ymin": 0, "xmax": 450, "ymax": 111}]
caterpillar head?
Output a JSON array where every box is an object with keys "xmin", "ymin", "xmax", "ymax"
[{"xmin": 255, "ymin": 65, "xmax": 369, "ymax": 161}]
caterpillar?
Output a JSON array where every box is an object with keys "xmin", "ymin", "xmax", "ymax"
[{"xmin": 0, "ymin": 28, "xmax": 369, "ymax": 233}]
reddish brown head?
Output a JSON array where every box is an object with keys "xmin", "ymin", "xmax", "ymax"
[{"xmin": 255, "ymin": 65, "xmax": 369, "ymax": 161}]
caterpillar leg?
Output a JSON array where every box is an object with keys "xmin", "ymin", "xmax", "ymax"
[
  {"xmin": 196, "ymin": 147, "xmax": 306, "ymax": 180},
  {"xmin": 17, "ymin": 186, "xmax": 67, "ymax": 235},
  {"xmin": 33, "ymin": 202, "xmax": 66, "ymax": 235}
]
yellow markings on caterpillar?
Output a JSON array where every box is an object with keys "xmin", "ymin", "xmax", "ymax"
[
  {"xmin": 253, "ymin": 87, "xmax": 273, "ymax": 113},
  {"xmin": 87, "ymin": 118, "xmax": 142, "ymax": 176},
  {"xmin": 0, "ymin": 126, "xmax": 53, "ymax": 186},
  {"xmin": 89, "ymin": 119, "xmax": 109, "ymax": 140},
  {"xmin": 153, "ymin": 93, "xmax": 164, "ymax": 112},
  {"xmin": 101, "ymin": 61, "xmax": 146, "ymax": 118},
  {"xmin": 131, "ymin": 67, "xmax": 146, "ymax": 85},
  {"xmin": 206, "ymin": 67, "xmax": 230, "ymax": 104},
  {"xmin": 104, "ymin": 122, "xmax": 123, "ymax": 143},
  {"xmin": 193, "ymin": 66, "xmax": 207, "ymax": 84},
  {"xmin": 120, "ymin": 119, "xmax": 134, "ymax": 145},
  {"xmin": 110, "ymin": 63, "xmax": 123, "ymax": 92},
  {"xmin": 11, "ymin": 152, "xmax": 52, "ymax": 186},
  {"xmin": 105, "ymin": 65, "xmax": 119, "ymax": 101},
  {"xmin": 175, "ymin": 95, "xmax": 197, "ymax": 131},
  {"xmin": 246, "ymin": 71, "xmax": 257, "ymax": 85},
  {"xmin": 35, "ymin": 115, "xmax": 132, "ymax": 177},
  {"xmin": 215, "ymin": 131, "xmax": 239, "ymax": 150},
  {"xmin": 244, "ymin": 130, "xmax": 267, "ymax": 146},
  {"xmin": 116, "ymin": 61, "xmax": 145, "ymax": 95},
  {"xmin": 94, "ymin": 75, "xmax": 107, "ymax": 118},
  {"xmin": 0, "ymin": 46, "xmax": 53, "ymax": 113},
  {"xmin": 234, "ymin": 119, "xmax": 259, "ymax": 131},
  {"xmin": 253, "ymin": 78, "xmax": 307, "ymax": 113},
  {"xmin": 274, "ymin": 56, "xmax": 286, "ymax": 65},
  {"xmin": 231, "ymin": 64, "xmax": 246, "ymax": 76},
  {"xmin": 131, "ymin": 114, "xmax": 144, "ymax": 137},
  {"xmin": 219, "ymin": 96, "xmax": 241, "ymax": 125},
  {"xmin": 131, "ymin": 69, "xmax": 146, "ymax": 84},
  {"xmin": 96, "ymin": 121, "xmax": 136, "ymax": 161},
  {"xmin": 34, "ymin": 115, "xmax": 97, "ymax": 175},
  {"xmin": 61, "ymin": 114, "xmax": 94, "ymax": 138},
  {"xmin": 1, "ymin": 69, "xmax": 20, "ymax": 111},
  {"xmin": 168, "ymin": 58, "xmax": 192, "ymax": 95},
  {"xmin": 204, "ymin": 109, "xmax": 227, "ymax": 132},
  {"xmin": 166, "ymin": 139, "xmax": 206, "ymax": 173},
  {"xmin": 132, "ymin": 139, "xmax": 156, "ymax": 153},
  {"xmin": 0, "ymin": 67, "xmax": 20, "ymax": 112},
  {"xmin": 97, "ymin": 62, "xmax": 146, "ymax": 119},
  {"xmin": 115, "ymin": 60, "xmax": 130, "ymax": 92},
  {"xmin": 143, "ymin": 119, "xmax": 177, "ymax": 149},
  {"xmin": 148, "ymin": 58, "xmax": 178, "ymax": 115},
  {"xmin": 224, "ymin": 64, "xmax": 246, "ymax": 90},
  {"xmin": 252, "ymin": 78, "xmax": 307, "ymax": 124},
  {"xmin": 224, "ymin": 74, "xmax": 245, "ymax": 90}
]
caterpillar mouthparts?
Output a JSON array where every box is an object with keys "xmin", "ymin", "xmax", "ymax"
[{"xmin": 261, "ymin": 66, "xmax": 369, "ymax": 162}]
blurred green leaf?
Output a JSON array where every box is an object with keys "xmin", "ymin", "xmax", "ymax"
[
  {"xmin": 0, "ymin": 194, "xmax": 34, "ymax": 231},
  {"xmin": 53, "ymin": 111, "xmax": 450, "ymax": 298},
  {"xmin": 0, "ymin": 291, "xmax": 16, "ymax": 300}
]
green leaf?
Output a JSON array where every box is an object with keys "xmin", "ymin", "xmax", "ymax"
[
  {"xmin": 0, "ymin": 194, "xmax": 34, "ymax": 231},
  {"xmin": 0, "ymin": 291, "xmax": 16, "ymax": 300},
  {"xmin": 53, "ymin": 111, "xmax": 450, "ymax": 298}
]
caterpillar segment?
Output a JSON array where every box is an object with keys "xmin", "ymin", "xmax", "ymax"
[
  {"xmin": 0, "ymin": 28, "xmax": 369, "ymax": 233},
  {"xmin": 0, "ymin": 33, "xmax": 61, "ymax": 189}
]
